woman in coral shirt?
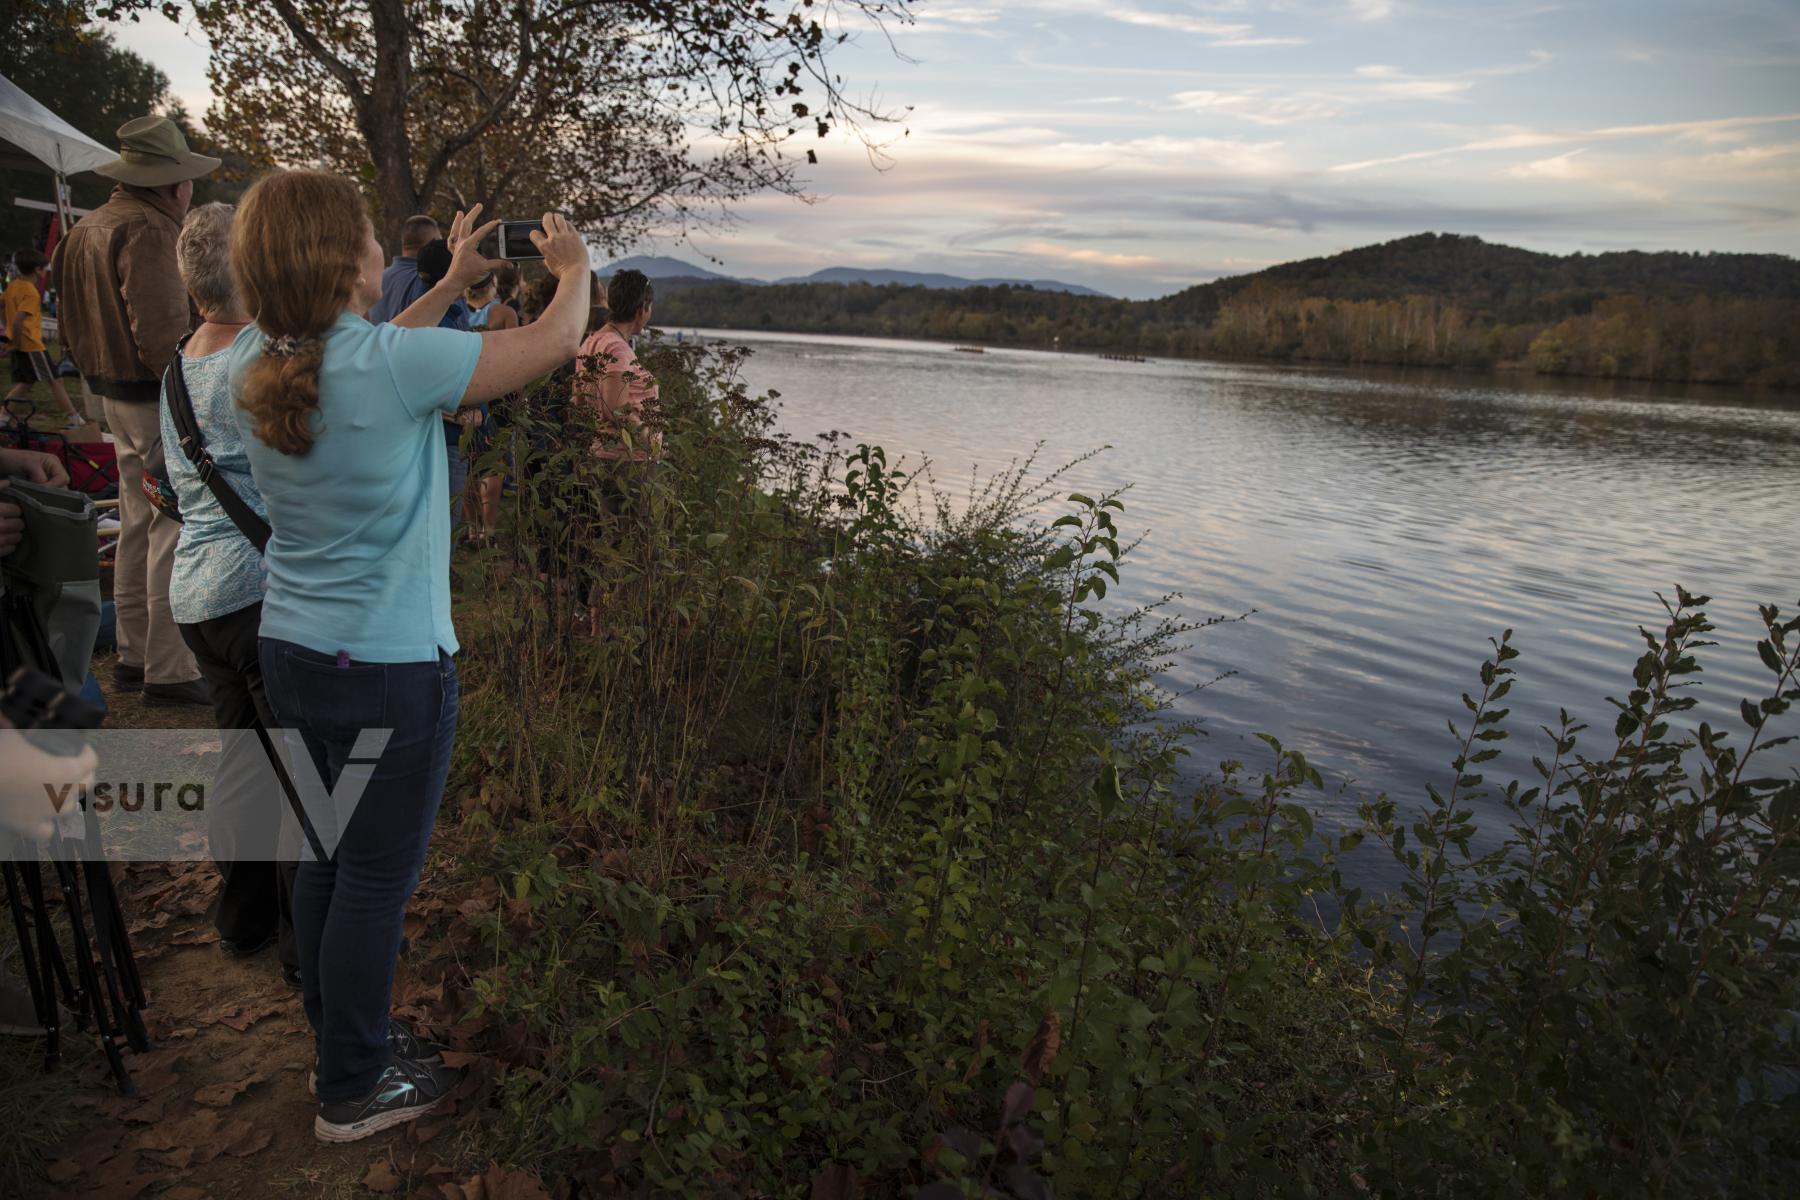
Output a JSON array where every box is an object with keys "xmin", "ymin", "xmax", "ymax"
[{"xmin": 572, "ymin": 269, "xmax": 661, "ymax": 461}]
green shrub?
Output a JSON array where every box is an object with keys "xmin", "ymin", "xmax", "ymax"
[{"xmin": 443, "ymin": 341, "xmax": 1797, "ymax": 1197}]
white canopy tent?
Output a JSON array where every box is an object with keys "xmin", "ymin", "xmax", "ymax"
[{"xmin": 0, "ymin": 70, "xmax": 119, "ymax": 235}]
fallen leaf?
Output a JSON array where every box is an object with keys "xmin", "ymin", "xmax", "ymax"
[
  {"xmin": 144, "ymin": 1109, "xmax": 222, "ymax": 1158},
  {"xmin": 363, "ymin": 1159, "xmax": 404, "ymax": 1194},
  {"xmin": 127, "ymin": 1066, "xmax": 181, "ymax": 1095},
  {"xmin": 963, "ymin": 1019, "xmax": 989, "ymax": 1084},
  {"xmin": 1021, "ymin": 1010, "xmax": 1061, "ymax": 1082},
  {"xmin": 45, "ymin": 1160, "xmax": 83, "ymax": 1184},
  {"xmin": 217, "ymin": 996, "xmax": 286, "ymax": 1031},
  {"xmin": 144, "ymin": 1146, "xmax": 196, "ymax": 1170},
  {"xmin": 221, "ymin": 1120, "xmax": 274, "ymax": 1157},
  {"xmin": 193, "ymin": 1074, "xmax": 260, "ymax": 1107},
  {"xmin": 411, "ymin": 1120, "xmax": 443, "ymax": 1144},
  {"xmin": 162, "ymin": 1189, "xmax": 211, "ymax": 1200},
  {"xmin": 128, "ymin": 910, "xmax": 174, "ymax": 934},
  {"xmin": 95, "ymin": 1093, "xmax": 167, "ymax": 1126},
  {"xmin": 438, "ymin": 1050, "xmax": 485, "ymax": 1069},
  {"xmin": 86, "ymin": 1173, "xmax": 169, "ymax": 1200},
  {"xmin": 810, "ymin": 1162, "xmax": 862, "ymax": 1200},
  {"xmin": 482, "ymin": 1164, "xmax": 550, "ymax": 1200}
]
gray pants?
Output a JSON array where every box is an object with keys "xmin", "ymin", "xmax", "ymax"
[{"xmin": 102, "ymin": 396, "xmax": 198, "ymax": 686}]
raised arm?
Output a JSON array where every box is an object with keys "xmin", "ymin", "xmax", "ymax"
[
  {"xmin": 393, "ymin": 205, "xmax": 501, "ymax": 330},
  {"xmin": 459, "ymin": 215, "xmax": 590, "ymax": 406}
]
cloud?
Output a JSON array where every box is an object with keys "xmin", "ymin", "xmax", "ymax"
[
  {"xmin": 1166, "ymin": 55, "xmax": 1547, "ymax": 129},
  {"xmin": 1157, "ymin": 186, "xmax": 1796, "ymax": 237},
  {"xmin": 1699, "ymin": 141, "xmax": 1800, "ymax": 168},
  {"xmin": 896, "ymin": 120, "xmax": 1298, "ymax": 178},
  {"xmin": 911, "ymin": 4, "xmax": 1001, "ymax": 24},
  {"xmin": 1172, "ymin": 89, "xmax": 1345, "ymax": 125},
  {"xmin": 1210, "ymin": 36, "xmax": 1310, "ymax": 47},
  {"xmin": 1352, "ymin": 64, "xmax": 1473, "ymax": 101},
  {"xmin": 1329, "ymin": 111, "xmax": 1800, "ymax": 172},
  {"xmin": 1504, "ymin": 148, "xmax": 1589, "ymax": 180},
  {"xmin": 908, "ymin": 4, "xmax": 1007, "ymax": 37},
  {"xmin": 1105, "ymin": 5, "xmax": 1254, "ymax": 38},
  {"xmin": 1348, "ymin": 0, "xmax": 1396, "ymax": 20},
  {"xmin": 1678, "ymin": 126, "xmax": 1751, "ymax": 146},
  {"xmin": 1017, "ymin": 241, "xmax": 1165, "ymax": 269},
  {"xmin": 1018, "ymin": 0, "xmax": 1304, "ymax": 48},
  {"xmin": 1500, "ymin": 147, "xmax": 1671, "ymax": 199}
]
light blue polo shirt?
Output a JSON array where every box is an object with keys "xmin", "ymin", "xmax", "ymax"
[{"xmin": 227, "ymin": 312, "xmax": 482, "ymax": 662}]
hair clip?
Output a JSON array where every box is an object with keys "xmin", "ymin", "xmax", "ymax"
[{"xmin": 267, "ymin": 334, "xmax": 302, "ymax": 358}]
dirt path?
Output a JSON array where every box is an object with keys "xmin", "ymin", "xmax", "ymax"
[{"xmin": 28, "ymin": 658, "xmax": 542, "ymax": 1200}]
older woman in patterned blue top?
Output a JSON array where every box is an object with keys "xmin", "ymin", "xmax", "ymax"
[{"xmin": 157, "ymin": 202, "xmax": 298, "ymax": 983}]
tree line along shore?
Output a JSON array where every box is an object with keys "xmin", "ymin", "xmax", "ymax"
[{"xmin": 654, "ymin": 233, "xmax": 1800, "ymax": 387}]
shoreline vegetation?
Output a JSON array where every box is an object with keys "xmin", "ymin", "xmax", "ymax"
[
  {"xmin": 409, "ymin": 342, "xmax": 1795, "ymax": 1196},
  {"xmin": 655, "ymin": 233, "xmax": 1800, "ymax": 387}
]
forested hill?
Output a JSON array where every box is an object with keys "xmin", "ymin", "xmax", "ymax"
[
  {"xmin": 654, "ymin": 233, "xmax": 1800, "ymax": 386},
  {"xmin": 1156, "ymin": 233, "xmax": 1800, "ymax": 325}
]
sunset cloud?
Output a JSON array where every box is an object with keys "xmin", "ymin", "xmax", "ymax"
[
  {"xmin": 1017, "ymin": 241, "xmax": 1166, "ymax": 269},
  {"xmin": 1330, "ymin": 112, "xmax": 1800, "ymax": 172}
]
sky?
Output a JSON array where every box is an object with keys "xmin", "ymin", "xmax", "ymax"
[{"xmin": 110, "ymin": 0, "xmax": 1800, "ymax": 299}]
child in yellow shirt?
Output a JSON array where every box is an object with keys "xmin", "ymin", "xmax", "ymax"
[{"xmin": 4, "ymin": 249, "xmax": 83, "ymax": 430}]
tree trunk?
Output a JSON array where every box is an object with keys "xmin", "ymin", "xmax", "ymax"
[{"xmin": 359, "ymin": 0, "xmax": 421, "ymax": 251}]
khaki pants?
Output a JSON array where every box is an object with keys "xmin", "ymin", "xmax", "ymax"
[{"xmin": 103, "ymin": 396, "xmax": 198, "ymax": 685}]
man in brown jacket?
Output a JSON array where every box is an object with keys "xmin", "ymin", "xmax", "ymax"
[{"xmin": 52, "ymin": 116, "xmax": 219, "ymax": 705}]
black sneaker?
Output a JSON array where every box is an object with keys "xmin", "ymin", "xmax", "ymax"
[
  {"xmin": 142, "ymin": 678, "xmax": 213, "ymax": 707},
  {"xmin": 313, "ymin": 1054, "xmax": 463, "ymax": 1143},
  {"xmin": 220, "ymin": 930, "xmax": 278, "ymax": 959},
  {"xmin": 308, "ymin": 1018, "xmax": 443, "ymax": 1095},
  {"xmin": 111, "ymin": 662, "xmax": 144, "ymax": 687}
]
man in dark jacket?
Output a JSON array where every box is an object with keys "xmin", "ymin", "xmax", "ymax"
[{"xmin": 51, "ymin": 115, "xmax": 218, "ymax": 706}]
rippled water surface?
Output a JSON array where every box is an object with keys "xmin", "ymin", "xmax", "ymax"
[{"xmin": 691, "ymin": 328, "xmax": 1800, "ymax": 884}]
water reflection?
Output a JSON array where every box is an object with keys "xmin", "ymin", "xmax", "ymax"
[{"xmin": 695, "ymin": 328, "xmax": 1800, "ymax": 889}]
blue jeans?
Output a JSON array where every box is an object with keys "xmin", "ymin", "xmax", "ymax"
[{"xmin": 258, "ymin": 638, "xmax": 459, "ymax": 1102}]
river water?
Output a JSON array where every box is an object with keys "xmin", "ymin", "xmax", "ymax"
[{"xmin": 690, "ymin": 328, "xmax": 1800, "ymax": 883}]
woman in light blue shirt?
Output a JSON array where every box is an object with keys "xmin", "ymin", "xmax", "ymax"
[{"xmin": 226, "ymin": 169, "xmax": 592, "ymax": 1144}]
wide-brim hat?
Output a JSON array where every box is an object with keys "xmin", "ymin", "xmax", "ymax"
[{"xmin": 94, "ymin": 115, "xmax": 221, "ymax": 187}]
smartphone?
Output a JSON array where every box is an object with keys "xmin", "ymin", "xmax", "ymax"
[{"xmin": 497, "ymin": 219, "xmax": 545, "ymax": 260}]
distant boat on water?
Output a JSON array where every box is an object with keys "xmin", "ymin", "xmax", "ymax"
[
  {"xmin": 1098, "ymin": 352, "xmax": 1149, "ymax": 363},
  {"xmin": 953, "ymin": 345, "xmax": 986, "ymax": 354}
]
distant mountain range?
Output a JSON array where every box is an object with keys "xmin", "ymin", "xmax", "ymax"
[{"xmin": 599, "ymin": 255, "xmax": 1110, "ymax": 297}]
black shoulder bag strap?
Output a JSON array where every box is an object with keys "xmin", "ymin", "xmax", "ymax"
[
  {"xmin": 163, "ymin": 334, "xmax": 272, "ymax": 554},
  {"xmin": 163, "ymin": 336, "xmax": 331, "ymax": 864}
]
